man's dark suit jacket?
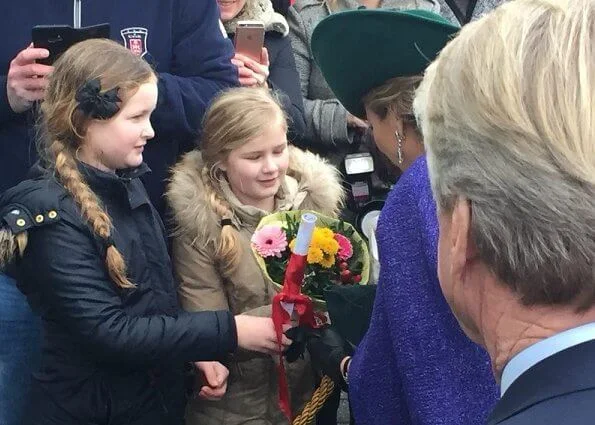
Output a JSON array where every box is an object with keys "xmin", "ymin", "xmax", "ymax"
[{"xmin": 488, "ymin": 339, "xmax": 595, "ymax": 424}]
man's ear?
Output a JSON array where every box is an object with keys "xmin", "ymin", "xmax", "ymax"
[{"xmin": 450, "ymin": 197, "xmax": 475, "ymax": 282}]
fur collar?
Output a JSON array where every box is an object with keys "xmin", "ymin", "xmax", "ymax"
[
  {"xmin": 167, "ymin": 146, "xmax": 344, "ymax": 245},
  {"xmin": 224, "ymin": 0, "xmax": 289, "ymax": 37}
]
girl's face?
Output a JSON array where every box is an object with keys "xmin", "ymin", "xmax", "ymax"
[
  {"xmin": 80, "ymin": 81, "xmax": 158, "ymax": 173},
  {"xmin": 220, "ymin": 117, "xmax": 289, "ymax": 211}
]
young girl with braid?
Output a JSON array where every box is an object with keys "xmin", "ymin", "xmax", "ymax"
[
  {"xmin": 0, "ymin": 39, "xmax": 290, "ymax": 425},
  {"xmin": 167, "ymin": 87, "xmax": 344, "ymax": 425}
]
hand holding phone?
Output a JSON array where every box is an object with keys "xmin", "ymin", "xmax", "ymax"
[
  {"xmin": 6, "ymin": 45, "xmax": 53, "ymax": 113},
  {"xmin": 233, "ymin": 48, "xmax": 270, "ymax": 87}
]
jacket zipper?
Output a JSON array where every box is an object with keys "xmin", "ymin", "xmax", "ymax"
[{"xmin": 73, "ymin": 0, "xmax": 82, "ymax": 28}]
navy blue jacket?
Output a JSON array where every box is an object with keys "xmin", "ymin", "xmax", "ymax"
[
  {"xmin": 1, "ymin": 0, "xmax": 238, "ymax": 214},
  {"xmin": 487, "ymin": 339, "xmax": 595, "ymax": 425},
  {"xmin": 0, "ymin": 163, "xmax": 237, "ymax": 424}
]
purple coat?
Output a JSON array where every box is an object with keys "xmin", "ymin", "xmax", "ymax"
[{"xmin": 349, "ymin": 155, "xmax": 499, "ymax": 424}]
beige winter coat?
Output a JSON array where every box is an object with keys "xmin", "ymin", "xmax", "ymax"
[{"xmin": 167, "ymin": 146, "xmax": 344, "ymax": 425}]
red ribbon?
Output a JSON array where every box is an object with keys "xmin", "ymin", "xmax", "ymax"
[{"xmin": 272, "ymin": 253, "xmax": 316, "ymax": 421}]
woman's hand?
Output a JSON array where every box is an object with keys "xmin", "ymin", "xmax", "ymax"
[
  {"xmin": 194, "ymin": 361, "xmax": 229, "ymax": 401},
  {"xmin": 346, "ymin": 112, "xmax": 369, "ymax": 130},
  {"xmin": 286, "ymin": 325, "xmax": 351, "ymax": 389},
  {"xmin": 234, "ymin": 315, "xmax": 292, "ymax": 355},
  {"xmin": 231, "ymin": 48, "xmax": 270, "ymax": 87}
]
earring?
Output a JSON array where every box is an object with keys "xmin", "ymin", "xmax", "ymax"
[{"xmin": 395, "ymin": 131, "xmax": 404, "ymax": 165}]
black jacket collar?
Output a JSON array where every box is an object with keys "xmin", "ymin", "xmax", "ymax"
[
  {"xmin": 77, "ymin": 161, "xmax": 151, "ymax": 187},
  {"xmin": 77, "ymin": 162, "xmax": 151, "ymax": 210},
  {"xmin": 488, "ymin": 339, "xmax": 595, "ymax": 424}
]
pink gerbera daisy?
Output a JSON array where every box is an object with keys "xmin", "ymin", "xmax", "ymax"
[
  {"xmin": 334, "ymin": 233, "xmax": 353, "ymax": 261},
  {"xmin": 251, "ymin": 225, "xmax": 288, "ymax": 258}
]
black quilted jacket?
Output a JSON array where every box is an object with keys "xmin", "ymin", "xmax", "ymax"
[{"xmin": 0, "ymin": 162, "xmax": 237, "ymax": 425}]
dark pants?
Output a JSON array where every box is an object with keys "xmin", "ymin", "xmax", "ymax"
[{"xmin": 0, "ymin": 273, "xmax": 41, "ymax": 425}]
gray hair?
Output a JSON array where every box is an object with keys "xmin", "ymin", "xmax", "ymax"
[{"xmin": 414, "ymin": 0, "xmax": 595, "ymax": 308}]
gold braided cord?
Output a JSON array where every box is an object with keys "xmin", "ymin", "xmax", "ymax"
[{"xmin": 292, "ymin": 376, "xmax": 336, "ymax": 425}]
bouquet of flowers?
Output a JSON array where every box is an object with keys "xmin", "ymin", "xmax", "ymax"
[{"xmin": 251, "ymin": 210, "xmax": 370, "ymax": 310}]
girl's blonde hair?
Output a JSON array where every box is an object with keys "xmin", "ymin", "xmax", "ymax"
[
  {"xmin": 200, "ymin": 87, "xmax": 287, "ymax": 277},
  {"xmin": 1, "ymin": 39, "xmax": 155, "ymax": 289}
]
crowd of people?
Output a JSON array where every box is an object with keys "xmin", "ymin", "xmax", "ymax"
[{"xmin": 1, "ymin": 0, "xmax": 593, "ymax": 425}]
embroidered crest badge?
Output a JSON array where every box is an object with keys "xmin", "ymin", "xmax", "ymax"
[{"xmin": 120, "ymin": 27, "xmax": 148, "ymax": 57}]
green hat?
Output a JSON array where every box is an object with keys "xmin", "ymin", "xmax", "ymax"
[{"xmin": 311, "ymin": 9, "xmax": 459, "ymax": 118}]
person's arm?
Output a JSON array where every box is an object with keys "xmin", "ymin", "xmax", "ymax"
[
  {"xmin": 0, "ymin": 76, "xmax": 19, "ymax": 125},
  {"xmin": 287, "ymin": 7, "xmax": 350, "ymax": 148},
  {"xmin": 22, "ymin": 220, "xmax": 238, "ymax": 366},
  {"xmin": 1, "ymin": 46, "xmax": 52, "ymax": 125},
  {"xmin": 266, "ymin": 36, "xmax": 306, "ymax": 141},
  {"xmin": 174, "ymin": 236, "xmax": 289, "ymax": 361},
  {"xmin": 150, "ymin": 0, "xmax": 239, "ymax": 143},
  {"xmin": 346, "ymin": 262, "xmax": 410, "ymax": 422}
]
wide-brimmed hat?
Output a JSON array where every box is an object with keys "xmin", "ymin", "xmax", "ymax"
[{"xmin": 311, "ymin": 9, "xmax": 459, "ymax": 118}]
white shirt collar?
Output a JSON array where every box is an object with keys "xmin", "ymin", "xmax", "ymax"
[{"xmin": 500, "ymin": 322, "xmax": 595, "ymax": 395}]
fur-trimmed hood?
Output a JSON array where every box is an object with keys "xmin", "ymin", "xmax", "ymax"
[
  {"xmin": 167, "ymin": 146, "xmax": 344, "ymax": 245},
  {"xmin": 224, "ymin": 0, "xmax": 289, "ymax": 36}
]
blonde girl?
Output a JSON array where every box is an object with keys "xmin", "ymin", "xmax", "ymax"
[{"xmin": 168, "ymin": 87, "xmax": 344, "ymax": 424}]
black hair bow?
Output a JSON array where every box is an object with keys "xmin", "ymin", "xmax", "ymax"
[{"xmin": 75, "ymin": 78, "xmax": 121, "ymax": 120}]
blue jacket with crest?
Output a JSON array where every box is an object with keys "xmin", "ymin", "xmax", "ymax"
[{"xmin": 0, "ymin": 0, "xmax": 238, "ymax": 214}]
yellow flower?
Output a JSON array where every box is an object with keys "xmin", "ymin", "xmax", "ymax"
[
  {"xmin": 290, "ymin": 227, "xmax": 339, "ymax": 265},
  {"xmin": 318, "ymin": 237, "xmax": 339, "ymax": 255},
  {"xmin": 319, "ymin": 252, "xmax": 335, "ymax": 268},
  {"xmin": 309, "ymin": 232, "xmax": 322, "ymax": 248},
  {"xmin": 317, "ymin": 228, "xmax": 335, "ymax": 240},
  {"xmin": 307, "ymin": 247, "xmax": 324, "ymax": 264},
  {"xmin": 311, "ymin": 228, "xmax": 331, "ymax": 245},
  {"xmin": 310, "ymin": 228, "xmax": 339, "ymax": 254}
]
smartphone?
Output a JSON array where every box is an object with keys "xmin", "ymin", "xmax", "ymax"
[
  {"xmin": 234, "ymin": 21, "xmax": 265, "ymax": 62},
  {"xmin": 32, "ymin": 23, "xmax": 110, "ymax": 65}
]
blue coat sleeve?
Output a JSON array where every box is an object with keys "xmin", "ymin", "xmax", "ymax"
[
  {"xmin": 349, "ymin": 273, "xmax": 410, "ymax": 425},
  {"xmin": 0, "ymin": 75, "xmax": 21, "ymax": 126},
  {"xmin": 151, "ymin": 0, "xmax": 239, "ymax": 143}
]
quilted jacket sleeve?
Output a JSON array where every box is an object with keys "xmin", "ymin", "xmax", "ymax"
[{"xmin": 20, "ymin": 218, "xmax": 238, "ymax": 366}]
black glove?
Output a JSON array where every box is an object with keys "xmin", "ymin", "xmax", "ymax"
[
  {"xmin": 283, "ymin": 325, "xmax": 310, "ymax": 363},
  {"xmin": 286, "ymin": 325, "xmax": 352, "ymax": 390}
]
